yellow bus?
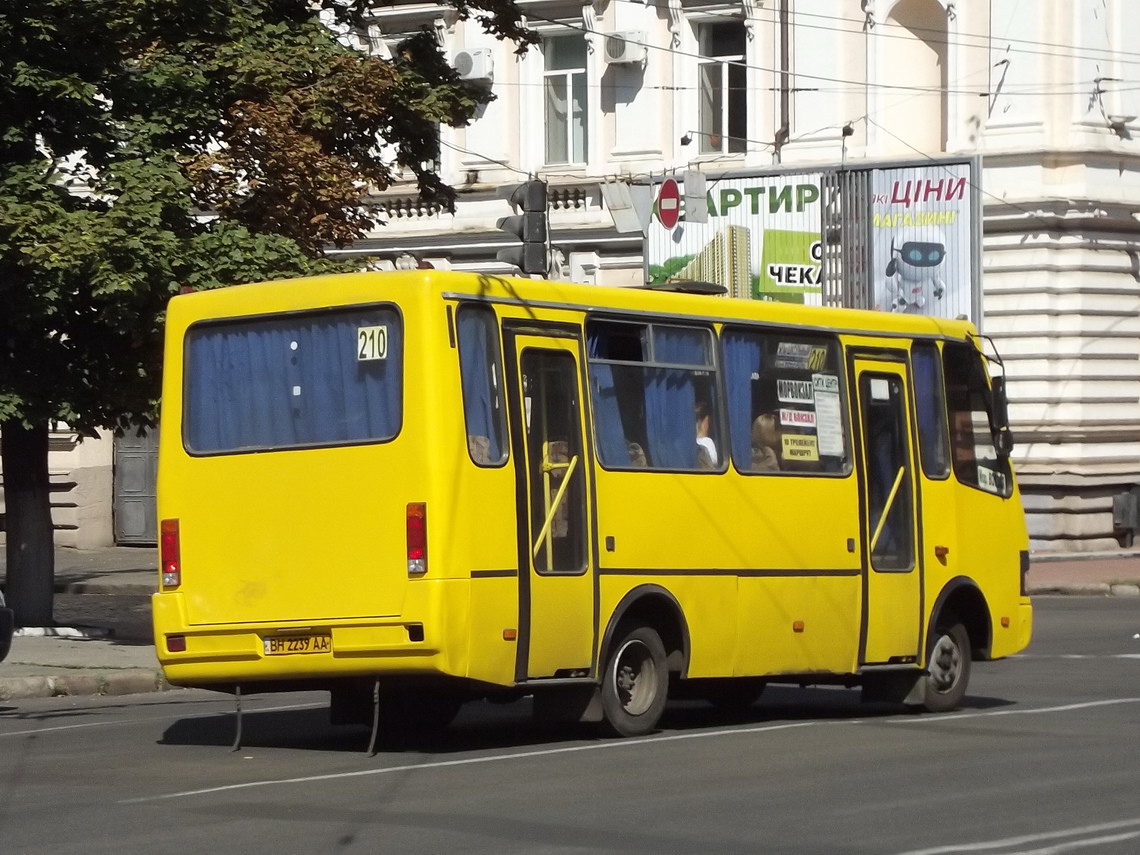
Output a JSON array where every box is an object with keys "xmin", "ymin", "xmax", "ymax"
[{"xmin": 153, "ymin": 270, "xmax": 1032, "ymax": 738}]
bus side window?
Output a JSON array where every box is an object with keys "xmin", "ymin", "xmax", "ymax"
[
  {"xmin": 457, "ymin": 304, "xmax": 508, "ymax": 466},
  {"xmin": 941, "ymin": 342, "xmax": 1011, "ymax": 497},
  {"xmin": 722, "ymin": 328, "xmax": 850, "ymax": 476},
  {"xmin": 911, "ymin": 341, "xmax": 950, "ymax": 479},
  {"xmin": 586, "ymin": 320, "xmax": 722, "ymax": 472}
]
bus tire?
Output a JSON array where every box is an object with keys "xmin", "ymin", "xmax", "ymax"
[
  {"xmin": 600, "ymin": 625, "xmax": 668, "ymax": 737},
  {"xmin": 923, "ymin": 621, "xmax": 971, "ymax": 712}
]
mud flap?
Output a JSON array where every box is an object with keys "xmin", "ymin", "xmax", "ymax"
[
  {"xmin": 860, "ymin": 670, "xmax": 925, "ymax": 706},
  {"xmin": 532, "ymin": 685, "xmax": 603, "ymax": 723}
]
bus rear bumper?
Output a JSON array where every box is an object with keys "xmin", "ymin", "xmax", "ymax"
[{"xmin": 153, "ymin": 592, "xmax": 458, "ymax": 687}]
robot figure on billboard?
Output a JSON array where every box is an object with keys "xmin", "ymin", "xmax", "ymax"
[{"xmin": 880, "ymin": 227, "xmax": 947, "ymax": 313}]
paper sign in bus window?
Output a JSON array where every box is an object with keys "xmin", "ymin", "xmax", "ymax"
[
  {"xmin": 775, "ymin": 342, "xmax": 827, "ymax": 370},
  {"xmin": 782, "ymin": 434, "xmax": 819, "ymax": 461},
  {"xmin": 812, "ymin": 373, "xmax": 844, "ymax": 456},
  {"xmin": 977, "ymin": 466, "xmax": 1006, "ymax": 495},
  {"xmin": 777, "ymin": 378, "xmax": 814, "ymax": 404},
  {"xmin": 357, "ymin": 325, "xmax": 388, "ymax": 361},
  {"xmin": 780, "ymin": 408, "xmax": 816, "ymax": 428}
]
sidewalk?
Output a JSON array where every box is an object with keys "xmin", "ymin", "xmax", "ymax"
[
  {"xmin": 1, "ymin": 546, "xmax": 164, "ymax": 701},
  {"xmin": 1, "ymin": 545, "xmax": 1139, "ymax": 702}
]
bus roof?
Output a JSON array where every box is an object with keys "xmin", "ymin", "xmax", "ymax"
[{"xmin": 168, "ymin": 270, "xmax": 979, "ymax": 342}]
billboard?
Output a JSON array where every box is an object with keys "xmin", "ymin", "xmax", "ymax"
[
  {"xmin": 645, "ymin": 174, "xmax": 825, "ymax": 304},
  {"xmin": 870, "ymin": 162, "xmax": 974, "ymax": 320},
  {"xmin": 641, "ymin": 158, "xmax": 980, "ymax": 323}
]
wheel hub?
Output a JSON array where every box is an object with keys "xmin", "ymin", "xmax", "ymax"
[
  {"xmin": 929, "ymin": 633, "xmax": 961, "ymax": 692},
  {"xmin": 612, "ymin": 640, "xmax": 658, "ymax": 716}
]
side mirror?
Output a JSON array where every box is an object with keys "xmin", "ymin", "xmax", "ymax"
[{"xmin": 991, "ymin": 376, "xmax": 1014, "ymax": 457}]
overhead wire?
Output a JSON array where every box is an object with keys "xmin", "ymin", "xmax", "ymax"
[
  {"xmin": 607, "ymin": 0, "xmax": 1140, "ymax": 67},
  {"xmin": 387, "ymin": 6, "xmax": 1134, "ymax": 198},
  {"xmin": 438, "ymin": 138, "xmax": 531, "ymax": 176},
  {"xmin": 524, "ymin": 10, "xmax": 1136, "ymax": 101}
]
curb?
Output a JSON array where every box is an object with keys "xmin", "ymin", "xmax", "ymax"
[
  {"xmin": 0, "ymin": 670, "xmax": 171, "ymax": 702},
  {"xmin": 1028, "ymin": 583, "xmax": 1140, "ymax": 597},
  {"xmin": 1030, "ymin": 549, "xmax": 1140, "ymax": 563}
]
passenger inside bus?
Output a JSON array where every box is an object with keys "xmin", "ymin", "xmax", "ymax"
[
  {"xmin": 750, "ymin": 413, "xmax": 781, "ymax": 471},
  {"xmin": 695, "ymin": 400, "xmax": 718, "ymax": 468}
]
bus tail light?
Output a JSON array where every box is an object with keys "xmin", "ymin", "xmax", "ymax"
[
  {"xmin": 407, "ymin": 503, "xmax": 427, "ymax": 576},
  {"xmin": 161, "ymin": 518, "xmax": 181, "ymax": 587}
]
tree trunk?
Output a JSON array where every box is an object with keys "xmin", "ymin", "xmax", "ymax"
[{"xmin": 1, "ymin": 419, "xmax": 55, "ymax": 627}]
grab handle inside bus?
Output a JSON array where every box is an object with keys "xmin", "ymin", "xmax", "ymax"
[
  {"xmin": 533, "ymin": 452, "xmax": 579, "ymax": 560},
  {"xmin": 870, "ymin": 466, "xmax": 906, "ymax": 553}
]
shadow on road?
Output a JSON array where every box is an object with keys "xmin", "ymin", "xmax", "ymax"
[{"xmin": 155, "ymin": 684, "xmax": 1017, "ymax": 755}]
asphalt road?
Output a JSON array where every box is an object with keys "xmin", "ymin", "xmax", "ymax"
[{"xmin": 1, "ymin": 597, "xmax": 1137, "ymax": 855}]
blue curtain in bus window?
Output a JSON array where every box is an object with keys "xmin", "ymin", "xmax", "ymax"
[
  {"xmin": 457, "ymin": 307, "xmax": 505, "ymax": 464},
  {"xmin": 586, "ymin": 333, "xmax": 629, "ymax": 466},
  {"xmin": 186, "ymin": 308, "xmax": 402, "ymax": 453},
  {"xmin": 643, "ymin": 327, "xmax": 705, "ymax": 469},
  {"xmin": 722, "ymin": 332, "xmax": 761, "ymax": 468}
]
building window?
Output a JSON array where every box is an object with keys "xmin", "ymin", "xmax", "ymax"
[
  {"xmin": 697, "ymin": 21, "xmax": 747, "ymax": 155},
  {"xmin": 544, "ymin": 34, "xmax": 588, "ymax": 164}
]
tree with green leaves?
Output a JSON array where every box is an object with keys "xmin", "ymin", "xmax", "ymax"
[{"xmin": 0, "ymin": 0, "xmax": 534, "ymax": 626}]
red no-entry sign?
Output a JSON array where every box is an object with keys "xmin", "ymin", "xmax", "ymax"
[{"xmin": 657, "ymin": 178, "xmax": 681, "ymax": 230}]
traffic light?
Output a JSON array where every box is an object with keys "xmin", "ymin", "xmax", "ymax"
[{"xmin": 496, "ymin": 179, "xmax": 548, "ymax": 275}]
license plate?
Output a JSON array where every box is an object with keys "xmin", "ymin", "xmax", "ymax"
[{"xmin": 263, "ymin": 635, "xmax": 331, "ymax": 656}]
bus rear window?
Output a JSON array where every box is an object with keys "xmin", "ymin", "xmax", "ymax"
[{"xmin": 184, "ymin": 306, "xmax": 402, "ymax": 454}]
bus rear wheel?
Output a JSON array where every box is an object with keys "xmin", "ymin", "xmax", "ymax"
[
  {"xmin": 600, "ymin": 626, "xmax": 668, "ymax": 737},
  {"xmin": 922, "ymin": 621, "xmax": 971, "ymax": 712}
]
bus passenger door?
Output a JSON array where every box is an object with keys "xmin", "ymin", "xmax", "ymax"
[
  {"xmin": 505, "ymin": 331, "xmax": 595, "ymax": 681},
  {"xmin": 853, "ymin": 358, "xmax": 922, "ymax": 665}
]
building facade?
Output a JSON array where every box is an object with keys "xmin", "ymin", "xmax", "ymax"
[{"xmin": 5, "ymin": 0, "xmax": 1137, "ymax": 551}]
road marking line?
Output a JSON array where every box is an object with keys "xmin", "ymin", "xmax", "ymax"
[
  {"xmin": 1016, "ymin": 829, "xmax": 1140, "ymax": 854},
  {"xmin": 121, "ymin": 698, "xmax": 1140, "ymax": 804},
  {"xmin": 0, "ymin": 702, "xmax": 324, "ymax": 738},
  {"xmin": 888, "ymin": 697, "xmax": 1140, "ymax": 724},
  {"xmin": 1012, "ymin": 654, "xmax": 1140, "ymax": 660},
  {"xmin": 120, "ymin": 721, "xmax": 819, "ymax": 803},
  {"xmin": 897, "ymin": 818, "xmax": 1140, "ymax": 854}
]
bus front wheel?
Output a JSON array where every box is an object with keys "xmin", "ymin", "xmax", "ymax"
[
  {"xmin": 600, "ymin": 626, "xmax": 668, "ymax": 737},
  {"xmin": 922, "ymin": 621, "xmax": 971, "ymax": 712}
]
